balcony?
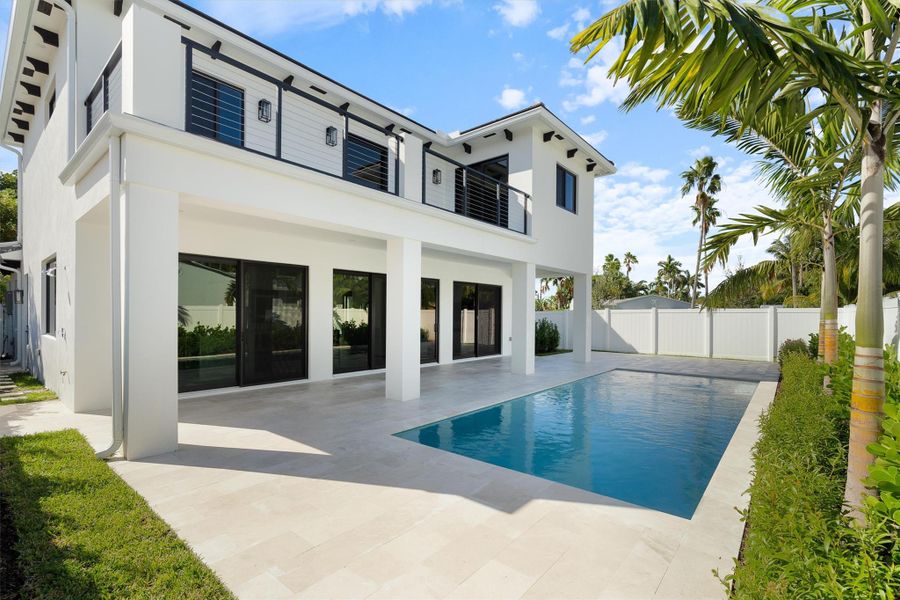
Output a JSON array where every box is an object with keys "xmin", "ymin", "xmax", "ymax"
[{"xmin": 85, "ymin": 38, "xmax": 530, "ymax": 236}]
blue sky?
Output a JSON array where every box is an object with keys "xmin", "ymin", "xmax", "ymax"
[{"xmin": 0, "ymin": 0, "xmax": 831, "ymax": 286}]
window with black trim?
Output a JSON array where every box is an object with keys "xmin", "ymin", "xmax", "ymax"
[
  {"xmin": 556, "ymin": 165, "xmax": 577, "ymax": 213},
  {"xmin": 346, "ymin": 134, "xmax": 389, "ymax": 191},
  {"xmin": 188, "ymin": 71, "xmax": 245, "ymax": 147},
  {"xmin": 43, "ymin": 257, "xmax": 57, "ymax": 336}
]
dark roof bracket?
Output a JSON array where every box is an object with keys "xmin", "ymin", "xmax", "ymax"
[
  {"xmin": 542, "ymin": 131, "xmax": 554, "ymax": 142},
  {"xmin": 33, "ymin": 26, "xmax": 59, "ymax": 47},
  {"xmin": 462, "ymin": 142, "xmax": 471, "ymax": 154},
  {"xmin": 566, "ymin": 148, "xmax": 577, "ymax": 158},
  {"xmin": 113, "ymin": 0, "xmax": 123, "ymax": 16},
  {"xmin": 503, "ymin": 128, "xmax": 513, "ymax": 141}
]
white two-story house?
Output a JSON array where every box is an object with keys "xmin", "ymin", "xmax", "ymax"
[{"xmin": 0, "ymin": 0, "xmax": 614, "ymax": 459}]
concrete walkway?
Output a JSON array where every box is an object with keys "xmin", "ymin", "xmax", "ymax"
[{"xmin": 0, "ymin": 352, "xmax": 778, "ymax": 599}]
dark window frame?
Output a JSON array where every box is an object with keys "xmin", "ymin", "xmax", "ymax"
[
  {"xmin": 188, "ymin": 70, "xmax": 246, "ymax": 148},
  {"xmin": 333, "ymin": 268, "xmax": 387, "ymax": 374},
  {"xmin": 43, "ymin": 257, "xmax": 56, "ymax": 336},
  {"xmin": 421, "ymin": 278, "xmax": 440, "ymax": 364},
  {"xmin": 452, "ymin": 281, "xmax": 502, "ymax": 360},
  {"xmin": 556, "ymin": 164, "xmax": 577, "ymax": 214},
  {"xmin": 177, "ymin": 253, "xmax": 309, "ymax": 393},
  {"xmin": 345, "ymin": 133, "xmax": 389, "ymax": 192}
]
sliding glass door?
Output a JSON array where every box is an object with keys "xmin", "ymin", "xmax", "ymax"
[
  {"xmin": 421, "ymin": 279, "xmax": 439, "ymax": 363},
  {"xmin": 241, "ymin": 261, "xmax": 307, "ymax": 386},
  {"xmin": 453, "ymin": 282, "xmax": 501, "ymax": 359},
  {"xmin": 177, "ymin": 256, "xmax": 239, "ymax": 392},
  {"xmin": 333, "ymin": 270, "xmax": 386, "ymax": 374},
  {"xmin": 177, "ymin": 255, "xmax": 307, "ymax": 393}
]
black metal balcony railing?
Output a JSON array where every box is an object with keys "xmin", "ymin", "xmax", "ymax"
[
  {"xmin": 422, "ymin": 147, "xmax": 530, "ymax": 235},
  {"xmin": 84, "ymin": 43, "xmax": 122, "ymax": 135},
  {"xmin": 182, "ymin": 38, "xmax": 401, "ymax": 196}
]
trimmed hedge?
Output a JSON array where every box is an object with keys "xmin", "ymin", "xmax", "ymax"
[
  {"xmin": 728, "ymin": 348, "xmax": 900, "ymax": 597},
  {"xmin": 535, "ymin": 318, "xmax": 561, "ymax": 354}
]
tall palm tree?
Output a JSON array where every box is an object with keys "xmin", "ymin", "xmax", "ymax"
[
  {"xmin": 681, "ymin": 157, "xmax": 722, "ymax": 307},
  {"xmin": 571, "ymin": 0, "xmax": 900, "ymax": 515},
  {"xmin": 692, "ymin": 197, "xmax": 721, "ymax": 304},
  {"xmin": 656, "ymin": 255, "xmax": 683, "ymax": 298},
  {"xmin": 623, "ymin": 252, "xmax": 638, "ymax": 280}
]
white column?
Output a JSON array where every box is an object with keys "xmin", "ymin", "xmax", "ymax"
[
  {"xmin": 307, "ymin": 264, "xmax": 333, "ymax": 381},
  {"xmin": 705, "ymin": 309, "xmax": 714, "ymax": 358},
  {"xmin": 400, "ymin": 133, "xmax": 423, "ymax": 202},
  {"xmin": 511, "ymin": 262, "xmax": 535, "ymax": 375},
  {"xmin": 386, "ymin": 238, "xmax": 421, "ymax": 401},
  {"xmin": 573, "ymin": 272, "xmax": 592, "ymax": 362},
  {"xmin": 122, "ymin": 183, "xmax": 179, "ymax": 460},
  {"xmin": 438, "ymin": 277, "xmax": 454, "ymax": 363}
]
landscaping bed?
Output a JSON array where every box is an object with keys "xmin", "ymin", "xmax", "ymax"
[
  {"xmin": 0, "ymin": 373, "xmax": 57, "ymax": 406},
  {"xmin": 727, "ymin": 339, "xmax": 900, "ymax": 597},
  {"xmin": 0, "ymin": 429, "xmax": 233, "ymax": 599}
]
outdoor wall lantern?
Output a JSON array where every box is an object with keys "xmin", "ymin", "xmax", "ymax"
[
  {"xmin": 257, "ymin": 99, "xmax": 272, "ymax": 123},
  {"xmin": 432, "ymin": 169, "xmax": 442, "ymax": 184},
  {"xmin": 14, "ymin": 290, "xmax": 23, "ymax": 304},
  {"xmin": 325, "ymin": 126, "xmax": 339, "ymax": 147}
]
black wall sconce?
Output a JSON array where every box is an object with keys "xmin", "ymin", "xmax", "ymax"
[
  {"xmin": 325, "ymin": 126, "xmax": 338, "ymax": 147},
  {"xmin": 432, "ymin": 169, "xmax": 442, "ymax": 184},
  {"xmin": 257, "ymin": 99, "xmax": 272, "ymax": 123},
  {"xmin": 14, "ymin": 290, "xmax": 23, "ymax": 304}
]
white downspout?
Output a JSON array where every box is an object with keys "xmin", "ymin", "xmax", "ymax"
[
  {"xmin": 0, "ymin": 142, "xmax": 24, "ymax": 368},
  {"xmin": 55, "ymin": 0, "xmax": 77, "ymax": 159},
  {"xmin": 96, "ymin": 135, "xmax": 123, "ymax": 459}
]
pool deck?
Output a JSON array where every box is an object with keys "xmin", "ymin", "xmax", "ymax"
[{"xmin": 0, "ymin": 352, "xmax": 778, "ymax": 599}]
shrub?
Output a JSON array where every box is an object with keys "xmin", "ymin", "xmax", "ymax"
[
  {"xmin": 777, "ymin": 338, "xmax": 808, "ymax": 366},
  {"xmin": 535, "ymin": 318, "xmax": 560, "ymax": 354},
  {"xmin": 808, "ymin": 331, "xmax": 820, "ymax": 359},
  {"xmin": 864, "ymin": 346, "xmax": 900, "ymax": 522},
  {"xmin": 728, "ymin": 348, "xmax": 900, "ymax": 597}
]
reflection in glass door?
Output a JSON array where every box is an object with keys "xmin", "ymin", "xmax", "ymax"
[
  {"xmin": 241, "ymin": 261, "xmax": 307, "ymax": 385},
  {"xmin": 421, "ymin": 279, "xmax": 439, "ymax": 363},
  {"xmin": 177, "ymin": 256, "xmax": 239, "ymax": 392},
  {"xmin": 332, "ymin": 270, "xmax": 386, "ymax": 374},
  {"xmin": 453, "ymin": 282, "xmax": 501, "ymax": 359}
]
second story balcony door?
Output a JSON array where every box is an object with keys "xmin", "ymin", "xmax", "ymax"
[{"xmin": 454, "ymin": 155, "xmax": 509, "ymax": 229}]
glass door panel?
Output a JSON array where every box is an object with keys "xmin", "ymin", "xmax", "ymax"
[
  {"xmin": 453, "ymin": 283, "xmax": 477, "ymax": 359},
  {"xmin": 333, "ymin": 271, "xmax": 386, "ymax": 374},
  {"xmin": 177, "ymin": 256, "xmax": 239, "ymax": 392},
  {"xmin": 370, "ymin": 274, "xmax": 387, "ymax": 370},
  {"xmin": 421, "ymin": 279, "xmax": 439, "ymax": 363},
  {"xmin": 240, "ymin": 262, "xmax": 307, "ymax": 385},
  {"xmin": 476, "ymin": 285, "xmax": 501, "ymax": 356}
]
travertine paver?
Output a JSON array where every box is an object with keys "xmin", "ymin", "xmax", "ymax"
[{"xmin": 0, "ymin": 352, "xmax": 778, "ymax": 599}]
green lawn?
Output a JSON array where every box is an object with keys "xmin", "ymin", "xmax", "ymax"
[
  {"xmin": 0, "ymin": 373, "xmax": 57, "ymax": 406},
  {"xmin": 0, "ymin": 429, "xmax": 233, "ymax": 599}
]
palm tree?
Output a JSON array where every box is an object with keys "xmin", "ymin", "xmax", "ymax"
[
  {"xmin": 692, "ymin": 198, "xmax": 721, "ymax": 304},
  {"xmin": 623, "ymin": 252, "xmax": 638, "ymax": 280},
  {"xmin": 656, "ymin": 255, "xmax": 683, "ymax": 298},
  {"xmin": 681, "ymin": 157, "xmax": 721, "ymax": 307},
  {"xmin": 571, "ymin": 0, "xmax": 900, "ymax": 515}
]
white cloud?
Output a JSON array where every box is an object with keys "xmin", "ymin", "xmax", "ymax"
[
  {"xmin": 582, "ymin": 130, "xmax": 608, "ymax": 146},
  {"xmin": 592, "ymin": 160, "xmax": 778, "ymax": 288},
  {"xmin": 689, "ymin": 145, "xmax": 711, "ymax": 158},
  {"xmin": 496, "ymin": 86, "xmax": 529, "ymax": 110},
  {"xmin": 561, "ymin": 42, "xmax": 630, "ymax": 110},
  {"xmin": 197, "ymin": 0, "xmax": 432, "ymax": 35},
  {"xmin": 558, "ymin": 69, "xmax": 581, "ymax": 87},
  {"xmin": 494, "ymin": 0, "xmax": 540, "ymax": 27},
  {"xmin": 547, "ymin": 24, "xmax": 569, "ymax": 39},
  {"xmin": 580, "ymin": 115, "xmax": 596, "ymax": 125},
  {"xmin": 571, "ymin": 7, "xmax": 591, "ymax": 27}
]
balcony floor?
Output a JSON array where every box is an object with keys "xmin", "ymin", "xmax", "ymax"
[{"xmin": 0, "ymin": 353, "xmax": 777, "ymax": 599}]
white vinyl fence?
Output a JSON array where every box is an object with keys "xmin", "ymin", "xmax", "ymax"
[{"xmin": 538, "ymin": 297, "xmax": 900, "ymax": 363}]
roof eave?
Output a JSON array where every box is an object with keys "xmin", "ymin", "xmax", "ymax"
[{"xmin": 0, "ymin": 0, "xmax": 35, "ymax": 147}]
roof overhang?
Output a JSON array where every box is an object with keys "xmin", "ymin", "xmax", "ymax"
[{"xmin": 447, "ymin": 103, "xmax": 615, "ymax": 176}]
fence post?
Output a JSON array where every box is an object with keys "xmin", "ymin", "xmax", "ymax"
[
  {"xmin": 605, "ymin": 308, "xmax": 612, "ymax": 351},
  {"xmin": 706, "ymin": 309, "xmax": 713, "ymax": 358},
  {"xmin": 650, "ymin": 307, "xmax": 658, "ymax": 355},
  {"xmin": 767, "ymin": 306, "xmax": 777, "ymax": 362}
]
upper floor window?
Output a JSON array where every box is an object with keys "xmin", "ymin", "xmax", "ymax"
[
  {"xmin": 43, "ymin": 257, "xmax": 57, "ymax": 336},
  {"xmin": 345, "ymin": 133, "xmax": 388, "ymax": 191},
  {"xmin": 556, "ymin": 165, "xmax": 577, "ymax": 213},
  {"xmin": 188, "ymin": 71, "xmax": 244, "ymax": 147}
]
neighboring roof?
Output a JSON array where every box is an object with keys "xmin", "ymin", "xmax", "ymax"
[{"xmin": 606, "ymin": 295, "xmax": 692, "ymax": 308}]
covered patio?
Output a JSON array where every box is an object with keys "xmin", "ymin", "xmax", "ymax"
[{"xmin": 0, "ymin": 352, "xmax": 777, "ymax": 599}]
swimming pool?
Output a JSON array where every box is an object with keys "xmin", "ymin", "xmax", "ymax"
[{"xmin": 395, "ymin": 369, "xmax": 757, "ymax": 518}]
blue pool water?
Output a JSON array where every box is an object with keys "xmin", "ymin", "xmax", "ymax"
[{"xmin": 395, "ymin": 369, "xmax": 757, "ymax": 518}]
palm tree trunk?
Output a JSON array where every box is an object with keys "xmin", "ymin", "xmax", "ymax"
[
  {"xmin": 790, "ymin": 261, "xmax": 798, "ymax": 307},
  {"xmin": 691, "ymin": 213, "xmax": 704, "ymax": 308},
  {"xmin": 818, "ymin": 274, "xmax": 825, "ymax": 362},
  {"xmin": 822, "ymin": 213, "xmax": 838, "ymax": 365},
  {"xmin": 844, "ymin": 100, "xmax": 886, "ymax": 518}
]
